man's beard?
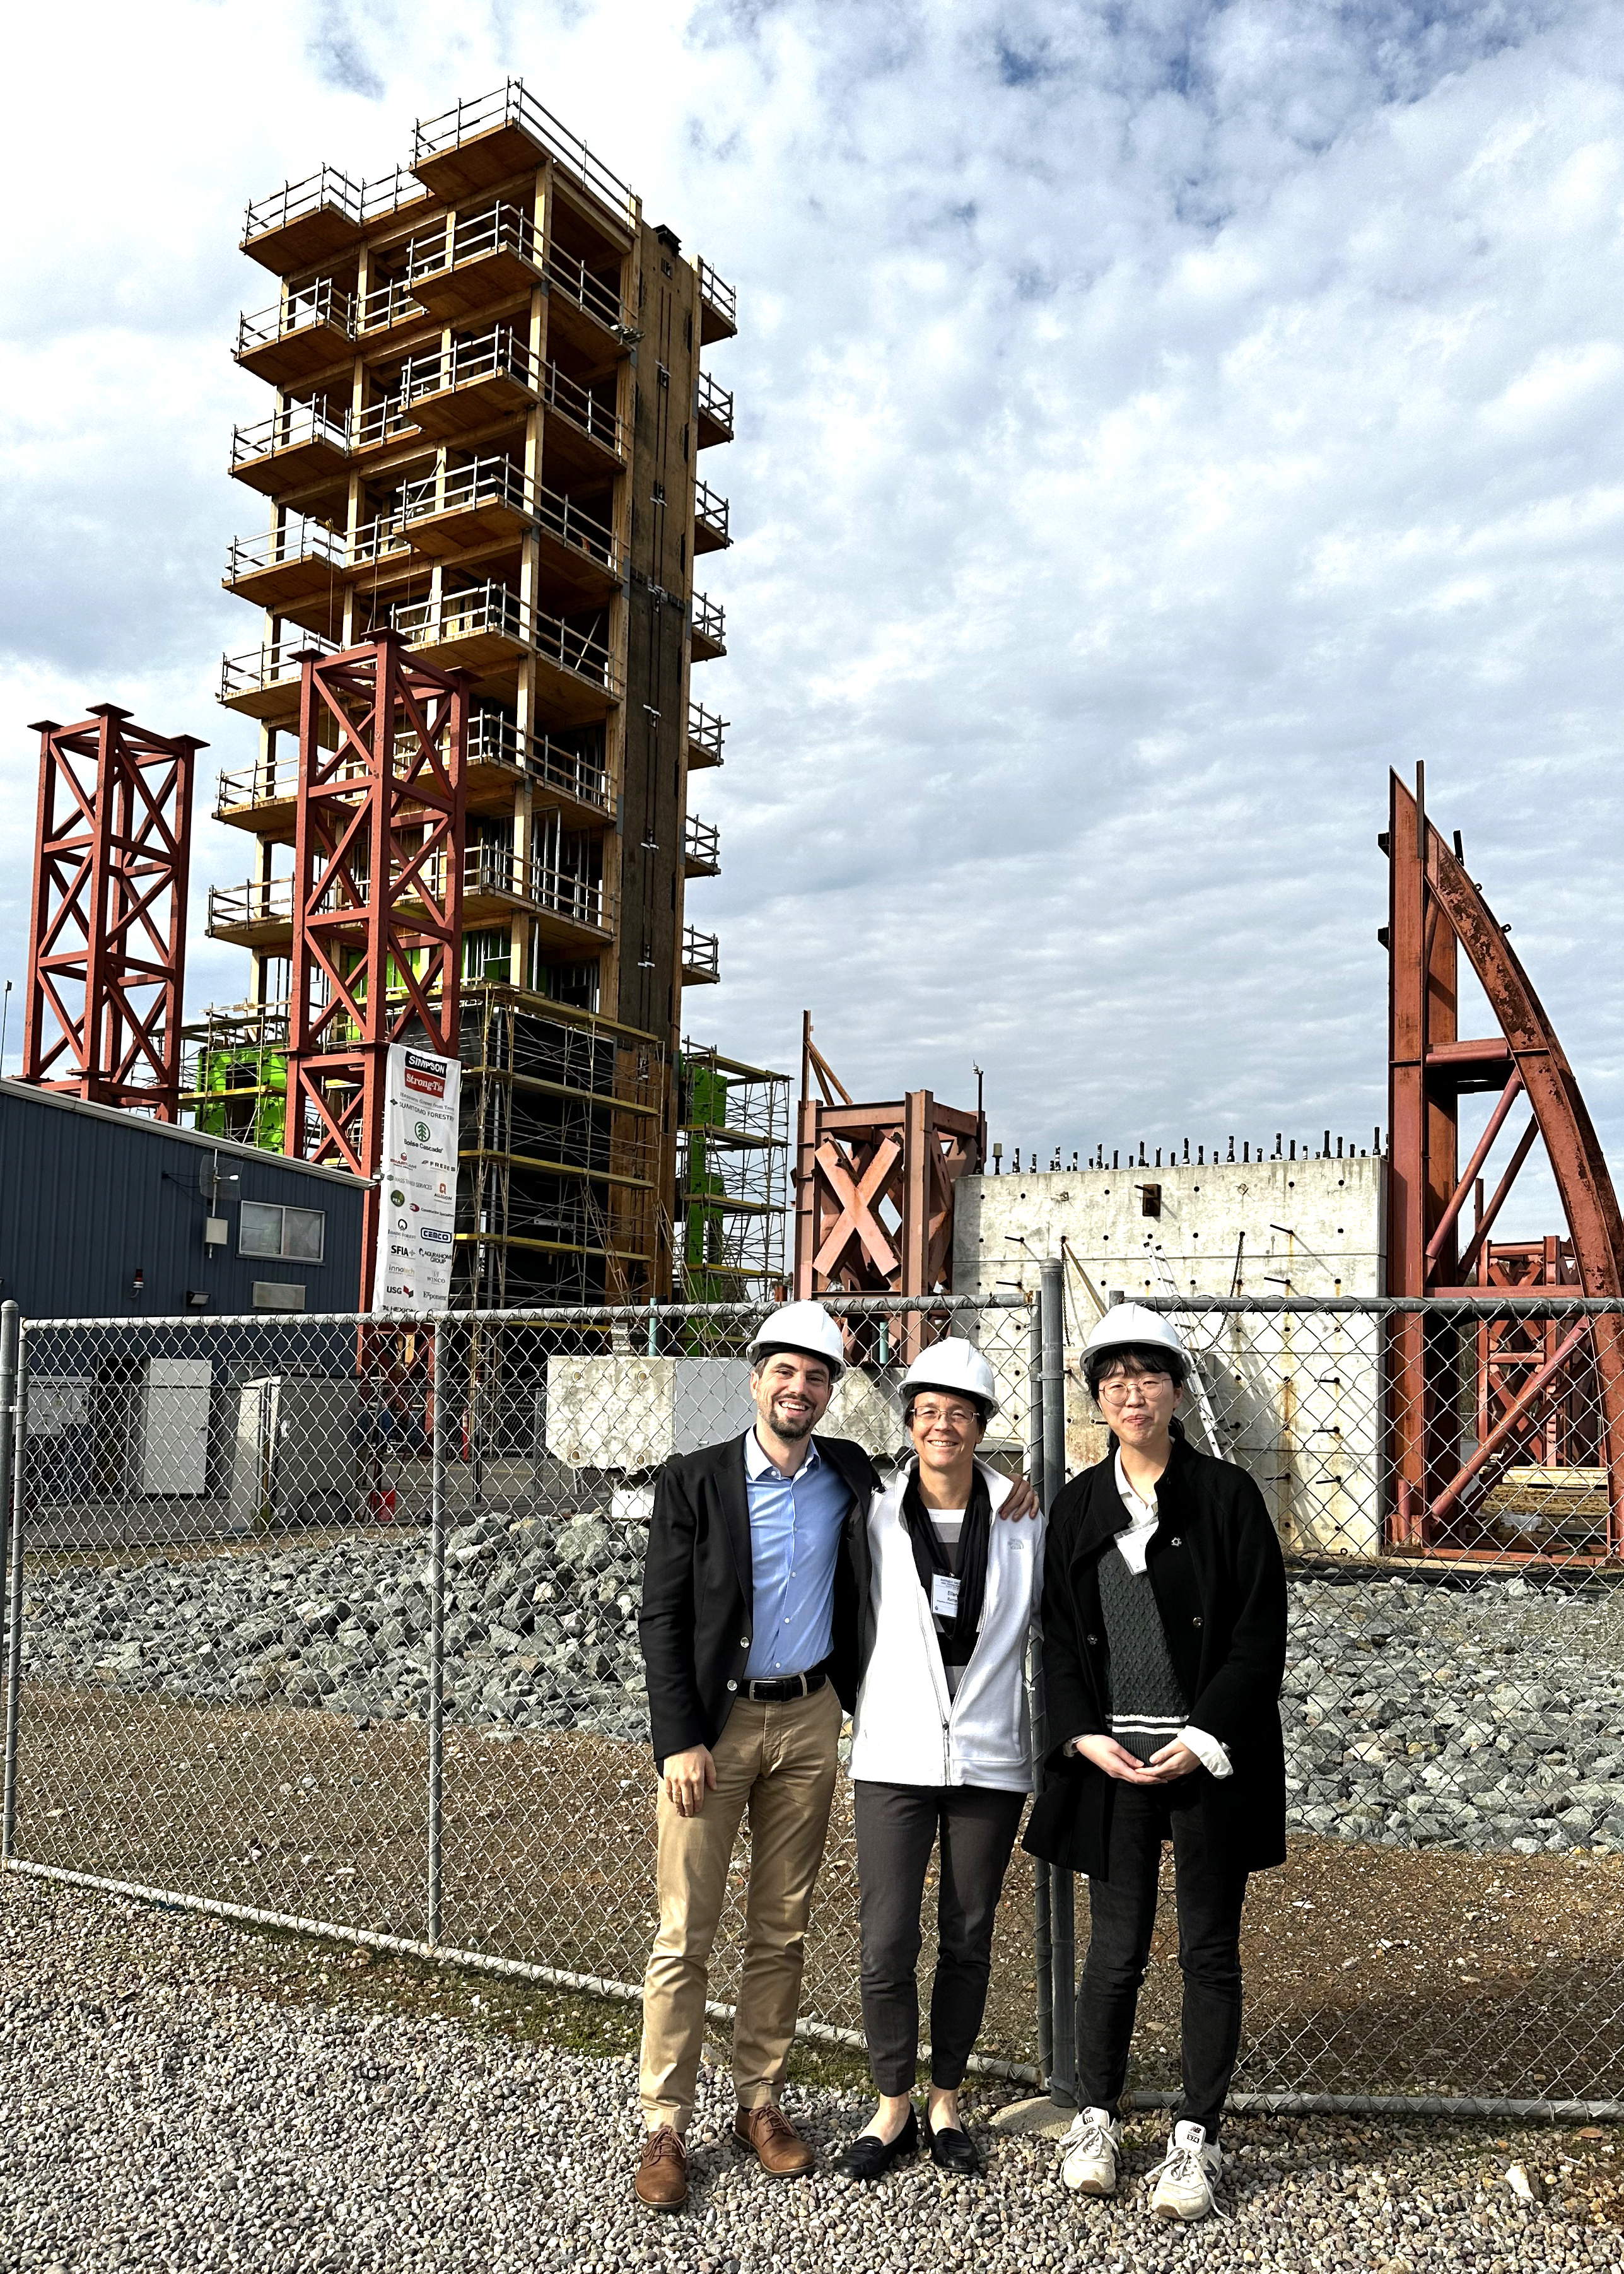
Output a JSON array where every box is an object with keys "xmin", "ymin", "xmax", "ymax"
[{"xmin": 770, "ymin": 1397, "xmax": 814, "ymax": 1441}]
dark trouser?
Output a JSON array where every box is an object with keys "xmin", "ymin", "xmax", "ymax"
[
  {"xmin": 853, "ymin": 1780, "xmax": 1027, "ymax": 2093},
  {"xmin": 1076, "ymin": 1779, "xmax": 1249, "ymax": 2140}
]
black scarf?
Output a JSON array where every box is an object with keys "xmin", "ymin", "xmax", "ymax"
[{"xmin": 901, "ymin": 1462, "xmax": 993, "ymax": 1665}]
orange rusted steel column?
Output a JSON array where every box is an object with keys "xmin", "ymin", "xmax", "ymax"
[
  {"xmin": 1386, "ymin": 768, "xmax": 1430, "ymax": 1546},
  {"xmin": 792, "ymin": 1092, "xmax": 821, "ymax": 1299},
  {"xmin": 284, "ymin": 633, "xmax": 469, "ymax": 1279},
  {"xmin": 899, "ymin": 1090, "xmax": 933, "ymax": 1363},
  {"xmin": 22, "ymin": 705, "xmax": 202, "ymax": 1123}
]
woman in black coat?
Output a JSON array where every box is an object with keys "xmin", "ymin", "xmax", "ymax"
[{"xmin": 1024, "ymin": 1304, "xmax": 1286, "ymax": 2224}]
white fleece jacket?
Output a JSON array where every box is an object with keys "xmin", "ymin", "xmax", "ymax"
[{"xmin": 848, "ymin": 1462, "xmax": 1045, "ymax": 1793}]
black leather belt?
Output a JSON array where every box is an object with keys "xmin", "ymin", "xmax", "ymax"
[{"xmin": 740, "ymin": 1670, "xmax": 827, "ymax": 1703}]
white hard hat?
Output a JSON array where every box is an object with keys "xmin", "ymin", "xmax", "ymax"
[
  {"xmin": 901, "ymin": 1337, "xmax": 998, "ymax": 1416},
  {"xmin": 1081, "ymin": 1303, "xmax": 1190, "ymax": 1384},
  {"xmin": 749, "ymin": 1300, "xmax": 845, "ymax": 1377}
]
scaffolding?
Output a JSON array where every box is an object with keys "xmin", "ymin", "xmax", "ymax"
[
  {"xmin": 676, "ymin": 1044, "xmax": 789, "ymax": 1301},
  {"xmin": 182, "ymin": 1001, "xmax": 289, "ymax": 1151},
  {"xmin": 456, "ymin": 982, "xmax": 664, "ymax": 1308}
]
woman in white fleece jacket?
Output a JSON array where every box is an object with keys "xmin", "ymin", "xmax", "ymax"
[{"xmin": 835, "ymin": 1339, "xmax": 1044, "ymax": 2183}]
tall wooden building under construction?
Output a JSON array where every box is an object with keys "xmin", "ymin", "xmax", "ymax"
[{"xmin": 194, "ymin": 80, "xmax": 755, "ymax": 1302}]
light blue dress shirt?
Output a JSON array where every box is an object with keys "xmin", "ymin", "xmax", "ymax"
[{"xmin": 742, "ymin": 1429, "xmax": 854, "ymax": 1679}]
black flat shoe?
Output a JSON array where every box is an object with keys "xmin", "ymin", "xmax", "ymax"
[
  {"xmin": 836, "ymin": 2106, "xmax": 919, "ymax": 2180},
  {"xmin": 927, "ymin": 2119, "xmax": 980, "ymax": 2174}
]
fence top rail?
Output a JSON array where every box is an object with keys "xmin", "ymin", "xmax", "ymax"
[
  {"xmin": 1134, "ymin": 1291, "xmax": 1624, "ymax": 1316},
  {"xmin": 16, "ymin": 1291, "xmax": 1027, "ymax": 1334}
]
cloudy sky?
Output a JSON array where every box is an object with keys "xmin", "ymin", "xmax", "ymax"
[{"xmin": 4, "ymin": 0, "xmax": 1623, "ymax": 1232}]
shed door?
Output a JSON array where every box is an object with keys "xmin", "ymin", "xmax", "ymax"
[{"xmin": 141, "ymin": 1358, "xmax": 213, "ymax": 1495}]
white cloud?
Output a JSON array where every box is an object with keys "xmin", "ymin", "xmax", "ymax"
[{"xmin": 1, "ymin": 0, "xmax": 1621, "ymax": 1241}]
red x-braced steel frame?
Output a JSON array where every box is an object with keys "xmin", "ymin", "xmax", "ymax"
[
  {"xmin": 1385, "ymin": 764, "xmax": 1624, "ymax": 1557},
  {"xmin": 22, "ymin": 705, "xmax": 204, "ymax": 1122},
  {"xmin": 792, "ymin": 1019, "xmax": 985, "ymax": 1363},
  {"xmin": 284, "ymin": 636, "xmax": 470, "ymax": 1257}
]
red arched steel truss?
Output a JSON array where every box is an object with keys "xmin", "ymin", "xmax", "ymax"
[
  {"xmin": 22, "ymin": 704, "xmax": 203, "ymax": 1122},
  {"xmin": 1386, "ymin": 764, "xmax": 1624, "ymax": 1556},
  {"xmin": 284, "ymin": 635, "xmax": 469, "ymax": 1257}
]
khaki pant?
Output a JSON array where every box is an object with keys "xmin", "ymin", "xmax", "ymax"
[{"xmin": 640, "ymin": 1681, "xmax": 843, "ymax": 2131}]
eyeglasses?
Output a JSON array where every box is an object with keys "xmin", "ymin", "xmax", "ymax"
[
  {"xmin": 910, "ymin": 1400, "xmax": 979, "ymax": 1426},
  {"xmin": 1095, "ymin": 1373, "xmax": 1172, "ymax": 1403}
]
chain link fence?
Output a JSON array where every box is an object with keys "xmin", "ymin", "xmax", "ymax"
[
  {"xmin": 0, "ymin": 1294, "xmax": 1039, "ymax": 2078},
  {"xmin": 1082, "ymin": 1288, "xmax": 1624, "ymax": 2117},
  {"xmin": 4, "ymin": 1284, "xmax": 1624, "ymax": 2113}
]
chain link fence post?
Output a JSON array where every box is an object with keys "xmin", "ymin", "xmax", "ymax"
[
  {"xmin": 427, "ymin": 1316, "xmax": 446, "ymax": 1947},
  {"xmin": 1027, "ymin": 1289, "xmax": 1054, "ymax": 2088},
  {"xmin": 1039, "ymin": 1257, "xmax": 1077, "ymax": 2107},
  {"xmin": 1, "ymin": 1310, "xmax": 26, "ymax": 1863}
]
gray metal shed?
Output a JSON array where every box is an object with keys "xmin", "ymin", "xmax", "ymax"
[{"xmin": 0, "ymin": 1079, "xmax": 369, "ymax": 1319}]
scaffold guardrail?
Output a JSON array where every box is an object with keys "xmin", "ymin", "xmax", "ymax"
[{"xmin": 413, "ymin": 79, "xmax": 638, "ymax": 228}]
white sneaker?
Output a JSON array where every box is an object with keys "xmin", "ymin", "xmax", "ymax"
[
  {"xmin": 1148, "ymin": 2121, "xmax": 1223, "ymax": 2222},
  {"xmin": 1056, "ymin": 2106, "xmax": 1122, "ymax": 2195}
]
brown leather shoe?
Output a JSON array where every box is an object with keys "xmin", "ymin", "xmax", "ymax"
[
  {"xmin": 733, "ymin": 2102, "xmax": 816, "ymax": 2176},
  {"xmin": 634, "ymin": 2125, "xmax": 689, "ymax": 2209}
]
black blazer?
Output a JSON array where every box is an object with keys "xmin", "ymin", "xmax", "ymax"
[
  {"xmin": 1023, "ymin": 1436, "xmax": 1288, "ymax": 1880},
  {"xmin": 638, "ymin": 1431, "xmax": 879, "ymax": 1769}
]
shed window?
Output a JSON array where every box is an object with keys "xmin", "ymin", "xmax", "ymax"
[{"xmin": 240, "ymin": 1201, "xmax": 325, "ymax": 1263}]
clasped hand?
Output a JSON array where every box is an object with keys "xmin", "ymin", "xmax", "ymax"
[{"xmin": 1070, "ymin": 1732, "xmax": 1200, "ymax": 1785}]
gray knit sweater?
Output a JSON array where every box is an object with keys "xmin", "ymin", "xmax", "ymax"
[{"xmin": 1097, "ymin": 1547, "xmax": 1188, "ymax": 1763}]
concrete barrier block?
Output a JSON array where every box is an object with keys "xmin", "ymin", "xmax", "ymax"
[{"xmin": 546, "ymin": 1357, "xmax": 676, "ymax": 1468}]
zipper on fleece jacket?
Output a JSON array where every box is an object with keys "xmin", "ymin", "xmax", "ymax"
[
  {"xmin": 912, "ymin": 1512, "xmax": 1003, "ymax": 1786},
  {"xmin": 913, "ymin": 1576, "xmax": 954, "ymax": 1781}
]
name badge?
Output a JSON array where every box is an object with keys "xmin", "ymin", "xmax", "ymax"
[{"xmin": 930, "ymin": 1573, "xmax": 961, "ymax": 1620}]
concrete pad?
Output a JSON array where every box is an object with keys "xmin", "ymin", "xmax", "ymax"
[{"xmin": 990, "ymin": 2094, "xmax": 1077, "ymax": 2138}]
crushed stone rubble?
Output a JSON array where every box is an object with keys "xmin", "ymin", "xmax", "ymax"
[
  {"xmin": 21, "ymin": 1510, "xmax": 656, "ymax": 1746},
  {"xmin": 18, "ymin": 1516, "xmax": 1624, "ymax": 1851},
  {"xmin": 3, "ymin": 1872, "xmax": 1621, "ymax": 2274}
]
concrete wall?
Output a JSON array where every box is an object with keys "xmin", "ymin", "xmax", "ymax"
[{"xmin": 954, "ymin": 1154, "xmax": 1389, "ymax": 1557}]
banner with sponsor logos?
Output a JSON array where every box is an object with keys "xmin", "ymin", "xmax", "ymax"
[{"xmin": 373, "ymin": 1045, "xmax": 461, "ymax": 1313}]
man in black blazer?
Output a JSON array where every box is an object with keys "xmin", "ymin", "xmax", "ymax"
[
  {"xmin": 633, "ymin": 1300, "xmax": 863, "ymax": 2207},
  {"xmin": 633, "ymin": 1301, "xmax": 1032, "ymax": 2208}
]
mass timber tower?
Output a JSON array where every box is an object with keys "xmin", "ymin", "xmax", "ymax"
[{"xmin": 206, "ymin": 81, "xmax": 735, "ymax": 1302}]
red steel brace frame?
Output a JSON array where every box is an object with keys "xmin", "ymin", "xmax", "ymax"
[
  {"xmin": 1385, "ymin": 764, "xmax": 1624, "ymax": 1556},
  {"xmin": 22, "ymin": 705, "xmax": 204, "ymax": 1122},
  {"xmin": 284, "ymin": 635, "xmax": 469, "ymax": 1269},
  {"xmin": 793, "ymin": 1025, "xmax": 986, "ymax": 1364}
]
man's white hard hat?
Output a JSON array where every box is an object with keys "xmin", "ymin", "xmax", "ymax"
[
  {"xmin": 1081, "ymin": 1302, "xmax": 1190, "ymax": 1381},
  {"xmin": 749, "ymin": 1300, "xmax": 845, "ymax": 1378},
  {"xmin": 900, "ymin": 1337, "xmax": 999, "ymax": 1416}
]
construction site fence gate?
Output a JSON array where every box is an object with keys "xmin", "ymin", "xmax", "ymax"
[{"xmin": 5, "ymin": 1286, "xmax": 1624, "ymax": 2118}]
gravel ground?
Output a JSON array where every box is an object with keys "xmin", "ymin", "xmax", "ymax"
[
  {"xmin": 12, "ymin": 1685, "xmax": 1624, "ymax": 2097},
  {"xmin": 4, "ymin": 1873, "xmax": 1624, "ymax": 2274}
]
